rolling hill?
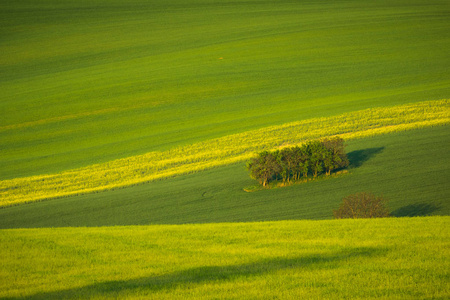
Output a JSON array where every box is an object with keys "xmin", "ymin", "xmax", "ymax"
[
  {"xmin": 0, "ymin": 1, "xmax": 449, "ymax": 298},
  {"xmin": 1, "ymin": 0, "xmax": 449, "ymax": 180},
  {"xmin": 1, "ymin": 125, "xmax": 448, "ymax": 228}
]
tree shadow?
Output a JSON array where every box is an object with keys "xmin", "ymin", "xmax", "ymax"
[
  {"xmin": 391, "ymin": 203, "xmax": 440, "ymax": 217},
  {"xmin": 6, "ymin": 247, "xmax": 387, "ymax": 299},
  {"xmin": 347, "ymin": 147, "xmax": 384, "ymax": 169}
]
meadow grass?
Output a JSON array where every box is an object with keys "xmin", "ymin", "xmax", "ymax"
[
  {"xmin": 1, "ymin": 125, "xmax": 448, "ymax": 229},
  {"xmin": 1, "ymin": 0, "xmax": 449, "ymax": 179},
  {"xmin": 0, "ymin": 217, "xmax": 448, "ymax": 299},
  {"xmin": 0, "ymin": 100, "xmax": 448, "ymax": 208}
]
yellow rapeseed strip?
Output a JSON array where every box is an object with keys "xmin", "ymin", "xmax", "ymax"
[{"xmin": 0, "ymin": 100, "xmax": 448, "ymax": 207}]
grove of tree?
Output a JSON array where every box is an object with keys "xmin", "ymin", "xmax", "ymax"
[{"xmin": 246, "ymin": 137, "xmax": 349, "ymax": 186}]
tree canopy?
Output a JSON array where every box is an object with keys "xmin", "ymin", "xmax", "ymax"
[{"xmin": 247, "ymin": 137, "xmax": 349, "ymax": 186}]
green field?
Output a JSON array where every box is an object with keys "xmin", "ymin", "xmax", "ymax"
[
  {"xmin": 1, "ymin": 125, "xmax": 448, "ymax": 229},
  {"xmin": 1, "ymin": 100, "xmax": 447, "ymax": 207},
  {"xmin": 1, "ymin": 217, "xmax": 449, "ymax": 299},
  {"xmin": 1, "ymin": 0, "xmax": 449, "ymax": 298},
  {"xmin": 1, "ymin": 0, "xmax": 449, "ymax": 180}
]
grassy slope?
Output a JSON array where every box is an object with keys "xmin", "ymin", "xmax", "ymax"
[
  {"xmin": 2, "ymin": 100, "xmax": 447, "ymax": 207},
  {"xmin": 1, "ymin": 125, "xmax": 448, "ymax": 229},
  {"xmin": 1, "ymin": 217, "xmax": 449, "ymax": 299},
  {"xmin": 1, "ymin": 2, "xmax": 449, "ymax": 299},
  {"xmin": 1, "ymin": 0, "xmax": 449, "ymax": 179}
]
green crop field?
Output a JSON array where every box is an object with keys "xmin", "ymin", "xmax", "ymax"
[
  {"xmin": 1, "ymin": 125, "xmax": 448, "ymax": 229},
  {"xmin": 1, "ymin": 217, "xmax": 449, "ymax": 299},
  {"xmin": 1, "ymin": 0, "xmax": 449, "ymax": 298},
  {"xmin": 1, "ymin": 100, "xmax": 448, "ymax": 208},
  {"xmin": 1, "ymin": 0, "xmax": 449, "ymax": 180}
]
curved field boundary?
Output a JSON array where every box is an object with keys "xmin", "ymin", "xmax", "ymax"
[{"xmin": 1, "ymin": 100, "xmax": 448, "ymax": 207}]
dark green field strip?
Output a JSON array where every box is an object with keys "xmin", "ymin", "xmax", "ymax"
[
  {"xmin": 1, "ymin": 0, "xmax": 449, "ymax": 179},
  {"xmin": 1, "ymin": 125, "xmax": 448, "ymax": 228}
]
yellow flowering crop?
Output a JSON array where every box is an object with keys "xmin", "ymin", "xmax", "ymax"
[{"xmin": 1, "ymin": 100, "xmax": 448, "ymax": 207}]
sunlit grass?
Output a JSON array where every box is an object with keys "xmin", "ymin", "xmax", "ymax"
[
  {"xmin": 0, "ymin": 217, "xmax": 448, "ymax": 299},
  {"xmin": 0, "ymin": 100, "xmax": 448, "ymax": 207}
]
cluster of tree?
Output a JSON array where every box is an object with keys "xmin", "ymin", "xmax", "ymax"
[
  {"xmin": 333, "ymin": 192, "xmax": 390, "ymax": 218},
  {"xmin": 246, "ymin": 137, "xmax": 349, "ymax": 187}
]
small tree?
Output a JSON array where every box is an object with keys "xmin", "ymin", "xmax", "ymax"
[
  {"xmin": 290, "ymin": 145, "xmax": 310, "ymax": 180},
  {"xmin": 322, "ymin": 148, "xmax": 334, "ymax": 176},
  {"xmin": 307, "ymin": 140, "xmax": 326, "ymax": 177},
  {"xmin": 246, "ymin": 151, "xmax": 281, "ymax": 187},
  {"xmin": 280, "ymin": 147, "xmax": 301, "ymax": 182},
  {"xmin": 333, "ymin": 192, "xmax": 390, "ymax": 219},
  {"xmin": 276, "ymin": 149, "xmax": 289, "ymax": 183},
  {"xmin": 299, "ymin": 146, "xmax": 310, "ymax": 179},
  {"xmin": 322, "ymin": 136, "xmax": 349, "ymax": 175}
]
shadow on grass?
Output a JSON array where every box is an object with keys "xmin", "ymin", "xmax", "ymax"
[
  {"xmin": 391, "ymin": 203, "xmax": 440, "ymax": 217},
  {"xmin": 7, "ymin": 247, "xmax": 387, "ymax": 299},
  {"xmin": 347, "ymin": 147, "xmax": 384, "ymax": 169}
]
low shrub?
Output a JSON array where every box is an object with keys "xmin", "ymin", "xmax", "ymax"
[{"xmin": 333, "ymin": 192, "xmax": 390, "ymax": 219}]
